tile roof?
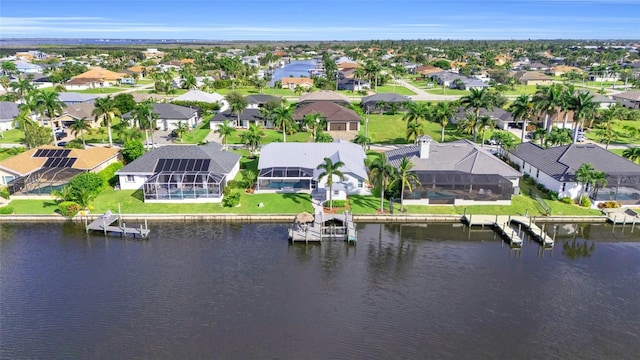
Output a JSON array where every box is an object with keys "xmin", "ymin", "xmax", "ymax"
[
  {"xmin": 258, "ymin": 142, "xmax": 368, "ymax": 180},
  {"xmin": 514, "ymin": 71, "xmax": 554, "ymax": 81},
  {"xmin": 58, "ymin": 92, "xmax": 99, "ymax": 103},
  {"xmin": 361, "ymin": 93, "xmax": 411, "ymax": 107},
  {"xmin": 212, "ymin": 108, "xmax": 263, "ymax": 122},
  {"xmin": 612, "ymin": 91, "xmax": 640, "ymax": 102},
  {"xmin": 246, "ymin": 94, "xmax": 282, "ymax": 105},
  {"xmin": 281, "ymin": 77, "xmax": 314, "ymax": 86},
  {"xmin": 72, "ymin": 67, "xmax": 126, "ymax": 81},
  {"xmin": 299, "ymin": 90, "xmax": 350, "ymax": 103},
  {"xmin": 293, "ymin": 101, "xmax": 361, "ymax": 122},
  {"xmin": 117, "ymin": 142, "xmax": 240, "ymax": 175},
  {"xmin": 385, "ymin": 139, "xmax": 520, "ymax": 178},
  {"xmin": 0, "ymin": 145, "xmax": 119, "ymax": 176},
  {"xmin": 511, "ymin": 142, "xmax": 640, "ymax": 181},
  {"xmin": 63, "ymin": 102, "xmax": 96, "ymax": 120}
]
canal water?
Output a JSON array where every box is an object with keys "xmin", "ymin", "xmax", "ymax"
[
  {"xmin": 1, "ymin": 222, "xmax": 639, "ymax": 359},
  {"xmin": 269, "ymin": 59, "xmax": 319, "ymax": 86}
]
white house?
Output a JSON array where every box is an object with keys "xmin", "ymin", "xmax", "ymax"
[
  {"xmin": 256, "ymin": 141, "xmax": 370, "ymax": 202},
  {"xmin": 0, "ymin": 101, "xmax": 19, "ymax": 132},
  {"xmin": 510, "ymin": 142, "xmax": 640, "ymax": 206},
  {"xmin": 116, "ymin": 142, "xmax": 240, "ymax": 203},
  {"xmin": 122, "ymin": 103, "xmax": 200, "ymax": 131}
]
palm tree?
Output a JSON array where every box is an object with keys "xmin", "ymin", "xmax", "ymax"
[
  {"xmin": 575, "ymin": 163, "xmax": 596, "ymax": 195},
  {"xmin": 406, "ymin": 120, "xmax": 423, "ymax": 144},
  {"xmin": 460, "ymin": 88, "xmax": 495, "ymax": 139},
  {"xmin": 225, "ymin": 91, "xmax": 247, "ymax": 127},
  {"xmin": 591, "ymin": 171, "xmax": 608, "ymax": 200},
  {"xmin": 173, "ymin": 121, "xmax": 190, "ymax": 141},
  {"xmin": 509, "ymin": 94, "xmax": 534, "ymax": 143},
  {"xmin": 0, "ymin": 75, "xmax": 10, "ymax": 93},
  {"xmin": 353, "ymin": 133, "xmax": 371, "ymax": 150},
  {"xmin": 594, "ymin": 121, "xmax": 616, "ymax": 149},
  {"xmin": 457, "ymin": 111, "xmax": 478, "ymax": 142},
  {"xmin": 252, "ymin": 77, "xmax": 268, "ymax": 94},
  {"xmin": 403, "ymin": 102, "xmax": 431, "ymax": 126},
  {"xmin": 215, "ymin": 119, "xmax": 236, "ymax": 150},
  {"xmin": 533, "ymin": 84, "xmax": 563, "ymax": 133},
  {"xmin": 368, "ymin": 154, "xmax": 397, "ymax": 212},
  {"xmin": 10, "ymin": 77, "xmax": 34, "ymax": 103},
  {"xmin": 301, "ymin": 112, "xmax": 323, "ymax": 142},
  {"xmin": 389, "ymin": 157, "xmax": 420, "ymax": 212},
  {"xmin": 270, "ymin": 104, "xmax": 295, "ymax": 143},
  {"xmin": 316, "ymin": 157, "xmax": 345, "ymax": 210},
  {"xmin": 131, "ymin": 101, "xmax": 158, "ymax": 146},
  {"xmin": 180, "ymin": 73, "xmax": 197, "ymax": 90},
  {"xmin": 545, "ymin": 127, "xmax": 572, "ymax": 147},
  {"xmin": 239, "ymin": 123, "xmax": 266, "ymax": 154},
  {"xmin": 92, "ymin": 95, "xmax": 120, "ymax": 147},
  {"xmin": 477, "ymin": 115, "xmax": 495, "ymax": 148},
  {"xmin": 69, "ymin": 117, "xmax": 90, "ymax": 148},
  {"xmin": 432, "ymin": 101, "xmax": 454, "ymax": 142},
  {"xmin": 36, "ymin": 90, "xmax": 66, "ymax": 145},
  {"xmin": 1, "ymin": 61, "xmax": 18, "ymax": 77},
  {"xmin": 532, "ymin": 127, "xmax": 547, "ymax": 146},
  {"xmin": 623, "ymin": 147, "xmax": 640, "ymax": 164},
  {"xmin": 570, "ymin": 91, "xmax": 597, "ymax": 143},
  {"xmin": 364, "ymin": 61, "xmax": 382, "ymax": 90}
]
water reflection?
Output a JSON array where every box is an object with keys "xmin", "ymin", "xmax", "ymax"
[{"xmin": 562, "ymin": 239, "xmax": 596, "ymax": 259}]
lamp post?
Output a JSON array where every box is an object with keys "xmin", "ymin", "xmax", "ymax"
[
  {"xmin": 314, "ymin": 116, "xmax": 320, "ymax": 142},
  {"xmin": 365, "ymin": 109, "xmax": 369, "ymax": 138}
]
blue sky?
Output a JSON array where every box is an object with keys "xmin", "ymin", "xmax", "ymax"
[{"xmin": 1, "ymin": 0, "xmax": 639, "ymax": 40}]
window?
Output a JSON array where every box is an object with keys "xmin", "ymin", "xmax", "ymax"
[
  {"xmin": 126, "ymin": 175, "xmax": 135, "ymax": 183},
  {"xmin": 536, "ymin": 170, "xmax": 539, "ymax": 179},
  {"xmin": 357, "ymin": 180, "xmax": 363, "ymax": 188},
  {"xmin": 562, "ymin": 183, "xmax": 566, "ymax": 191},
  {"xmin": 2, "ymin": 176, "xmax": 14, "ymax": 185},
  {"xmin": 333, "ymin": 190, "xmax": 339, "ymax": 196}
]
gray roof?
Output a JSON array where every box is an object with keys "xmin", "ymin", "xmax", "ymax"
[
  {"xmin": 117, "ymin": 142, "xmax": 240, "ymax": 175},
  {"xmin": 174, "ymin": 90, "xmax": 225, "ymax": 103},
  {"xmin": 511, "ymin": 142, "xmax": 640, "ymax": 182},
  {"xmin": 361, "ymin": 93, "xmax": 411, "ymax": 106},
  {"xmin": 453, "ymin": 107, "xmax": 513, "ymax": 124},
  {"xmin": 58, "ymin": 92, "xmax": 99, "ymax": 104},
  {"xmin": 612, "ymin": 91, "xmax": 640, "ymax": 102},
  {"xmin": 212, "ymin": 108, "xmax": 262, "ymax": 122},
  {"xmin": 0, "ymin": 101, "xmax": 19, "ymax": 122},
  {"xmin": 386, "ymin": 139, "xmax": 521, "ymax": 178},
  {"xmin": 258, "ymin": 142, "xmax": 368, "ymax": 180},
  {"xmin": 123, "ymin": 103, "xmax": 197, "ymax": 120},
  {"xmin": 246, "ymin": 94, "xmax": 281, "ymax": 105},
  {"xmin": 299, "ymin": 90, "xmax": 350, "ymax": 103}
]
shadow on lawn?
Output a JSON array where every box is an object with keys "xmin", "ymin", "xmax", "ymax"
[
  {"xmin": 282, "ymin": 193, "xmax": 308, "ymax": 205},
  {"xmin": 131, "ymin": 190, "xmax": 144, "ymax": 201}
]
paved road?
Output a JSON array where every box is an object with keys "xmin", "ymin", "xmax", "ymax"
[{"xmin": 397, "ymin": 80, "xmax": 462, "ymax": 102}]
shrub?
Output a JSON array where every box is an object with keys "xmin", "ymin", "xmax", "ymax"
[
  {"xmin": 324, "ymin": 199, "xmax": 347, "ymax": 208},
  {"xmin": 597, "ymin": 201, "xmax": 620, "ymax": 209},
  {"xmin": 536, "ymin": 183, "xmax": 546, "ymax": 191},
  {"xmin": 560, "ymin": 197, "xmax": 574, "ymax": 204},
  {"xmin": 68, "ymin": 172, "xmax": 105, "ymax": 197},
  {"xmin": 0, "ymin": 186, "xmax": 9, "ymax": 200},
  {"xmin": 547, "ymin": 191, "xmax": 558, "ymax": 200},
  {"xmin": 523, "ymin": 173, "xmax": 531, "ymax": 180},
  {"xmin": 222, "ymin": 192, "xmax": 240, "ymax": 207},
  {"xmin": 579, "ymin": 195, "xmax": 591, "ymax": 208},
  {"xmin": 0, "ymin": 206, "xmax": 14, "ymax": 214},
  {"xmin": 98, "ymin": 162, "xmax": 124, "ymax": 187},
  {"xmin": 122, "ymin": 140, "xmax": 144, "ymax": 163},
  {"xmin": 226, "ymin": 180, "xmax": 238, "ymax": 189},
  {"xmin": 58, "ymin": 201, "xmax": 81, "ymax": 217}
]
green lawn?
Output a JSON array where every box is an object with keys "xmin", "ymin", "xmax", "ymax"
[
  {"xmin": 425, "ymin": 88, "xmax": 470, "ymax": 96},
  {"xmin": 0, "ymin": 129, "xmax": 25, "ymax": 144},
  {"xmin": 366, "ymin": 113, "xmax": 476, "ymax": 144},
  {"xmin": 584, "ymin": 121, "xmax": 640, "ymax": 146},
  {"xmin": 0, "ymin": 147, "xmax": 27, "ymax": 161},
  {"xmin": 499, "ymin": 85, "xmax": 539, "ymax": 95},
  {"xmin": 227, "ymin": 128, "xmax": 311, "ymax": 145},
  {"xmin": 374, "ymin": 85, "xmax": 416, "ymax": 96},
  {"xmin": 216, "ymin": 87, "xmax": 297, "ymax": 97}
]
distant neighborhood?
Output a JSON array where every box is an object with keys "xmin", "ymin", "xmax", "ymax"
[{"xmin": 1, "ymin": 39, "xmax": 640, "ymax": 216}]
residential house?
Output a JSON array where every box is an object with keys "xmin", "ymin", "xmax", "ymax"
[
  {"xmin": 66, "ymin": 67, "xmax": 126, "ymax": 89},
  {"xmin": 211, "ymin": 108, "xmax": 268, "ymax": 129},
  {"xmin": 246, "ymin": 94, "xmax": 282, "ymax": 109},
  {"xmin": 385, "ymin": 136, "xmax": 521, "ymax": 206},
  {"xmin": 294, "ymin": 101, "xmax": 361, "ymax": 132},
  {"xmin": 0, "ymin": 146, "xmax": 120, "ymax": 194},
  {"xmin": 281, "ymin": 77, "xmax": 314, "ymax": 91},
  {"xmin": 337, "ymin": 78, "xmax": 370, "ymax": 91},
  {"xmin": 55, "ymin": 102, "xmax": 102, "ymax": 129},
  {"xmin": 13, "ymin": 60, "xmax": 43, "ymax": 73},
  {"xmin": 116, "ymin": 142, "xmax": 240, "ymax": 203},
  {"xmin": 514, "ymin": 71, "xmax": 554, "ymax": 86},
  {"xmin": 256, "ymin": 141, "xmax": 369, "ymax": 202},
  {"xmin": 510, "ymin": 142, "xmax": 640, "ymax": 206},
  {"xmin": 122, "ymin": 103, "xmax": 199, "ymax": 131},
  {"xmin": 611, "ymin": 91, "xmax": 640, "ymax": 109},
  {"xmin": 361, "ymin": 93, "xmax": 412, "ymax": 113},
  {"xmin": 548, "ymin": 65, "xmax": 584, "ymax": 77},
  {"xmin": 0, "ymin": 101, "xmax": 19, "ymax": 132},
  {"xmin": 299, "ymin": 90, "xmax": 350, "ymax": 105},
  {"xmin": 174, "ymin": 90, "xmax": 227, "ymax": 111},
  {"xmin": 452, "ymin": 107, "xmax": 516, "ymax": 131},
  {"xmin": 58, "ymin": 92, "xmax": 99, "ymax": 106}
]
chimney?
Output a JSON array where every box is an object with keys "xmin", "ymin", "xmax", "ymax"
[{"xmin": 418, "ymin": 135, "xmax": 432, "ymax": 159}]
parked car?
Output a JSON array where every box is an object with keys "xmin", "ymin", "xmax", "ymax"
[
  {"xmin": 485, "ymin": 138, "xmax": 500, "ymax": 146},
  {"xmin": 144, "ymin": 142, "xmax": 159, "ymax": 149},
  {"xmin": 55, "ymin": 132, "xmax": 67, "ymax": 140},
  {"xmin": 576, "ymin": 135, "xmax": 586, "ymax": 142},
  {"xmin": 57, "ymin": 141, "xmax": 67, "ymax": 147}
]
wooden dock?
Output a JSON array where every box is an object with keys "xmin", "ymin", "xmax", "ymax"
[
  {"xmin": 606, "ymin": 208, "xmax": 640, "ymax": 226},
  {"xmin": 85, "ymin": 210, "xmax": 150, "ymax": 239},
  {"xmin": 288, "ymin": 211, "xmax": 356, "ymax": 243},
  {"xmin": 463, "ymin": 214, "xmax": 554, "ymax": 247}
]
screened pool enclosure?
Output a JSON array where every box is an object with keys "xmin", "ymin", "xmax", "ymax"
[
  {"xmin": 257, "ymin": 166, "xmax": 315, "ymax": 191},
  {"xmin": 403, "ymin": 171, "xmax": 515, "ymax": 204},
  {"xmin": 142, "ymin": 171, "xmax": 226, "ymax": 201},
  {"xmin": 8, "ymin": 167, "xmax": 84, "ymax": 196}
]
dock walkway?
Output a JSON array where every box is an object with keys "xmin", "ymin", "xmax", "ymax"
[
  {"xmin": 289, "ymin": 211, "xmax": 356, "ymax": 243},
  {"xmin": 463, "ymin": 214, "xmax": 554, "ymax": 247},
  {"xmin": 85, "ymin": 210, "xmax": 150, "ymax": 239}
]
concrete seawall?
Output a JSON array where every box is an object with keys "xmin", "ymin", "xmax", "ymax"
[{"xmin": 0, "ymin": 214, "xmax": 609, "ymax": 224}]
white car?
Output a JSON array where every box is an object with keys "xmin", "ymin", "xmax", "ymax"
[{"xmin": 144, "ymin": 142, "xmax": 160, "ymax": 149}]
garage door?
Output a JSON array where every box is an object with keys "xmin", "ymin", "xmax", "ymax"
[{"xmin": 329, "ymin": 123, "xmax": 346, "ymax": 131}]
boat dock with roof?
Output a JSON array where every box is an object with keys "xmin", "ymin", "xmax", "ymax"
[{"xmin": 289, "ymin": 211, "xmax": 356, "ymax": 243}]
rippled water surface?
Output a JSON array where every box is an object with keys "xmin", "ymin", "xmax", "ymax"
[{"xmin": 1, "ymin": 222, "xmax": 639, "ymax": 359}]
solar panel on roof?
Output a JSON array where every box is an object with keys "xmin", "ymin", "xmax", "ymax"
[
  {"xmin": 51, "ymin": 157, "xmax": 63, "ymax": 167},
  {"xmin": 154, "ymin": 159, "xmax": 166, "ymax": 172},
  {"xmin": 34, "ymin": 149, "xmax": 45, "ymax": 157},
  {"xmin": 186, "ymin": 159, "xmax": 195, "ymax": 171},
  {"xmin": 178, "ymin": 159, "xmax": 187, "ymax": 171},
  {"xmin": 170, "ymin": 159, "xmax": 180, "ymax": 171},
  {"xmin": 43, "ymin": 158, "xmax": 55, "ymax": 167},
  {"xmin": 193, "ymin": 159, "xmax": 203, "ymax": 171},
  {"xmin": 201, "ymin": 159, "xmax": 211, "ymax": 171}
]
